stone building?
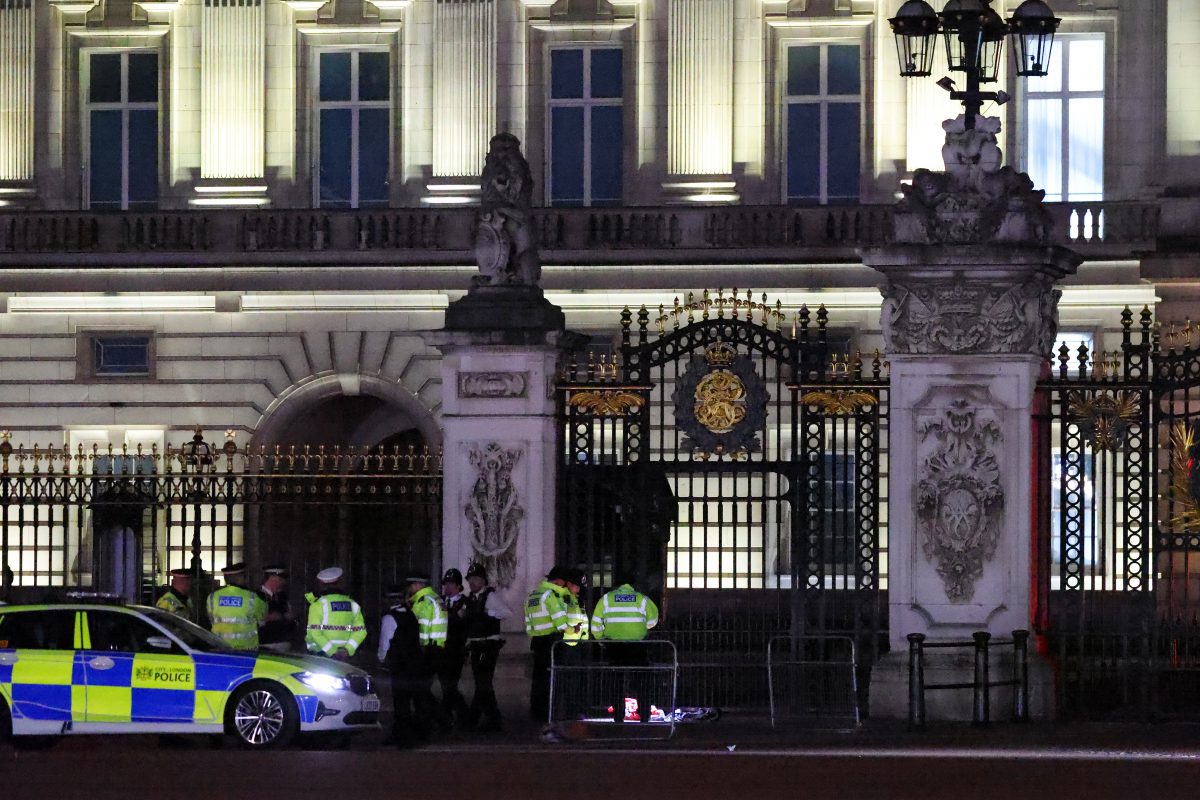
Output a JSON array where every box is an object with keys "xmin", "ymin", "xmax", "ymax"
[{"xmin": 0, "ymin": 0, "xmax": 1194, "ymax": 718}]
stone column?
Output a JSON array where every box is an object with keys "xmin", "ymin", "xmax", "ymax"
[
  {"xmin": 195, "ymin": 0, "xmax": 267, "ymax": 207},
  {"xmin": 862, "ymin": 115, "xmax": 1081, "ymax": 720},
  {"xmin": 425, "ymin": 133, "xmax": 573, "ymax": 630},
  {"xmin": 0, "ymin": 0, "xmax": 35, "ymax": 206}
]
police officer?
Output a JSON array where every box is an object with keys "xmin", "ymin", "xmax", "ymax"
[
  {"xmin": 438, "ymin": 568, "xmax": 469, "ymax": 727},
  {"xmin": 257, "ymin": 564, "xmax": 295, "ymax": 652},
  {"xmin": 206, "ymin": 563, "xmax": 267, "ymax": 650},
  {"xmin": 407, "ymin": 574, "xmax": 451, "ymax": 734},
  {"xmin": 524, "ymin": 566, "xmax": 579, "ymax": 722},
  {"xmin": 304, "ymin": 567, "xmax": 367, "ymax": 661},
  {"xmin": 155, "ymin": 568, "xmax": 193, "ymax": 618},
  {"xmin": 590, "ymin": 574, "xmax": 660, "ymax": 722},
  {"xmin": 378, "ymin": 583, "xmax": 438, "ymax": 748},
  {"xmin": 463, "ymin": 562, "xmax": 510, "ymax": 731}
]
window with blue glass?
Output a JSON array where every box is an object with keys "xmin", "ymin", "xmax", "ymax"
[
  {"xmin": 86, "ymin": 51, "xmax": 159, "ymax": 211},
  {"xmin": 548, "ymin": 47, "xmax": 624, "ymax": 207},
  {"xmin": 316, "ymin": 50, "xmax": 391, "ymax": 209},
  {"xmin": 784, "ymin": 43, "xmax": 861, "ymax": 205},
  {"xmin": 92, "ymin": 335, "xmax": 152, "ymax": 377}
]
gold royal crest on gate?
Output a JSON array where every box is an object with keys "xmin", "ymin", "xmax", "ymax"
[{"xmin": 673, "ymin": 341, "xmax": 768, "ymax": 458}]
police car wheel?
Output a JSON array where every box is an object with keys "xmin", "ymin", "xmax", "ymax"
[{"xmin": 227, "ymin": 682, "xmax": 298, "ymax": 749}]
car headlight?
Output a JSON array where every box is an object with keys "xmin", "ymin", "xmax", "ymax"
[{"xmin": 292, "ymin": 671, "xmax": 351, "ymax": 693}]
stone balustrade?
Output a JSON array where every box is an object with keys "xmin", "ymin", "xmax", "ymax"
[{"xmin": 0, "ymin": 200, "xmax": 1158, "ymax": 267}]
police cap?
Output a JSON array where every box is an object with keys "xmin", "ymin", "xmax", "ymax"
[
  {"xmin": 466, "ymin": 562, "xmax": 488, "ymax": 582},
  {"xmin": 316, "ymin": 566, "xmax": 343, "ymax": 584},
  {"xmin": 221, "ymin": 562, "xmax": 246, "ymax": 576},
  {"xmin": 404, "ymin": 573, "xmax": 431, "ymax": 586},
  {"xmin": 442, "ymin": 568, "xmax": 463, "ymax": 586},
  {"xmin": 263, "ymin": 564, "xmax": 288, "ymax": 577},
  {"xmin": 384, "ymin": 584, "xmax": 406, "ymax": 600},
  {"xmin": 168, "ymin": 568, "xmax": 191, "ymax": 578},
  {"xmin": 562, "ymin": 568, "xmax": 586, "ymax": 589}
]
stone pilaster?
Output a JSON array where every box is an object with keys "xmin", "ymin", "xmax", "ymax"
[
  {"xmin": 195, "ymin": 0, "xmax": 267, "ymax": 206},
  {"xmin": 0, "ymin": 0, "xmax": 35, "ymax": 205},
  {"xmin": 664, "ymin": 0, "xmax": 736, "ymax": 201}
]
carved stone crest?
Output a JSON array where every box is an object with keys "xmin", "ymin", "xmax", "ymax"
[
  {"xmin": 464, "ymin": 443, "xmax": 524, "ymax": 588},
  {"xmin": 672, "ymin": 342, "xmax": 768, "ymax": 458},
  {"xmin": 458, "ymin": 371, "xmax": 528, "ymax": 399},
  {"xmin": 881, "ymin": 279, "xmax": 1059, "ymax": 356},
  {"xmin": 915, "ymin": 399, "xmax": 1004, "ymax": 602},
  {"xmin": 473, "ymin": 133, "xmax": 541, "ymax": 287}
]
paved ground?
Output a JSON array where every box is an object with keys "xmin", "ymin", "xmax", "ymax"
[{"xmin": 5, "ymin": 716, "xmax": 1200, "ymax": 800}]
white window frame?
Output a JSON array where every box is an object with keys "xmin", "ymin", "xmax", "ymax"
[
  {"xmin": 312, "ymin": 46, "xmax": 392, "ymax": 209},
  {"xmin": 545, "ymin": 43, "xmax": 625, "ymax": 208},
  {"xmin": 781, "ymin": 40, "xmax": 864, "ymax": 206},
  {"xmin": 1021, "ymin": 33, "xmax": 1105, "ymax": 203},
  {"xmin": 81, "ymin": 47, "xmax": 160, "ymax": 211}
]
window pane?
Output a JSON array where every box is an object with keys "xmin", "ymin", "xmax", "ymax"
[
  {"xmin": 590, "ymin": 105, "xmax": 623, "ymax": 205},
  {"xmin": 319, "ymin": 108, "xmax": 353, "ymax": 209},
  {"xmin": 827, "ymin": 102, "xmax": 860, "ymax": 202},
  {"xmin": 358, "ymin": 108, "xmax": 390, "ymax": 207},
  {"xmin": 550, "ymin": 106, "xmax": 585, "ymax": 205},
  {"xmin": 89, "ymin": 110, "xmax": 123, "ymax": 209},
  {"xmin": 590, "ymin": 48, "xmax": 623, "ymax": 99},
  {"xmin": 1027, "ymin": 98, "xmax": 1062, "ymax": 202},
  {"xmin": 827, "ymin": 45, "xmax": 860, "ymax": 95},
  {"xmin": 1068, "ymin": 97, "xmax": 1104, "ymax": 201},
  {"xmin": 87, "ymin": 612, "xmax": 161, "ymax": 653},
  {"xmin": 786, "ymin": 46, "xmax": 819, "ymax": 96},
  {"xmin": 94, "ymin": 336, "xmax": 151, "ymax": 376},
  {"xmin": 358, "ymin": 51, "xmax": 390, "ymax": 102},
  {"xmin": 1068, "ymin": 38, "xmax": 1104, "ymax": 93},
  {"xmin": 786, "ymin": 103, "xmax": 820, "ymax": 202},
  {"xmin": 127, "ymin": 52, "xmax": 158, "ymax": 103},
  {"xmin": 319, "ymin": 52, "xmax": 352, "ymax": 102},
  {"xmin": 128, "ymin": 110, "xmax": 158, "ymax": 207},
  {"xmin": 90, "ymin": 53, "xmax": 122, "ymax": 103},
  {"xmin": 551, "ymin": 49, "xmax": 584, "ymax": 100},
  {"xmin": 0, "ymin": 611, "xmax": 75, "ymax": 650}
]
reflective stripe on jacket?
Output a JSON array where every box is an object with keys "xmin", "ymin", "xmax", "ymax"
[
  {"xmin": 590, "ymin": 584, "xmax": 659, "ymax": 641},
  {"xmin": 206, "ymin": 585, "xmax": 267, "ymax": 650},
  {"xmin": 410, "ymin": 586, "xmax": 448, "ymax": 648},
  {"xmin": 563, "ymin": 595, "xmax": 589, "ymax": 646},
  {"xmin": 524, "ymin": 581, "xmax": 571, "ymax": 637},
  {"xmin": 305, "ymin": 593, "xmax": 367, "ymax": 656},
  {"xmin": 156, "ymin": 589, "xmax": 190, "ymax": 618}
]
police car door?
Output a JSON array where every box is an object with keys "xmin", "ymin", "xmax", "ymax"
[
  {"xmin": 82, "ymin": 609, "xmax": 198, "ymax": 727},
  {"xmin": 0, "ymin": 609, "xmax": 81, "ymax": 729}
]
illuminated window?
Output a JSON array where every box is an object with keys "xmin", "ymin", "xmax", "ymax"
[
  {"xmin": 1023, "ymin": 35, "xmax": 1104, "ymax": 202},
  {"xmin": 84, "ymin": 50, "xmax": 159, "ymax": 210},
  {"xmin": 547, "ymin": 47, "xmax": 624, "ymax": 207},
  {"xmin": 784, "ymin": 43, "xmax": 861, "ymax": 205},
  {"xmin": 315, "ymin": 49, "xmax": 391, "ymax": 209}
]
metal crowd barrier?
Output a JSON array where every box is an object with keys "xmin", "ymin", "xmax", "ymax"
[
  {"xmin": 907, "ymin": 630, "xmax": 1030, "ymax": 730},
  {"xmin": 767, "ymin": 635, "xmax": 860, "ymax": 730},
  {"xmin": 549, "ymin": 639, "xmax": 679, "ymax": 741}
]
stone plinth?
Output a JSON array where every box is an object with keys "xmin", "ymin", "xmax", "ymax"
[{"xmin": 862, "ymin": 243, "xmax": 1081, "ymax": 721}]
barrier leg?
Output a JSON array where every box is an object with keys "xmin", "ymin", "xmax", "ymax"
[
  {"xmin": 908, "ymin": 633, "xmax": 926, "ymax": 731},
  {"xmin": 973, "ymin": 631, "xmax": 990, "ymax": 726},
  {"xmin": 1012, "ymin": 629, "xmax": 1029, "ymax": 722}
]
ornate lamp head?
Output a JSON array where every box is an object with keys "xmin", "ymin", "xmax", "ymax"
[
  {"xmin": 889, "ymin": 0, "xmax": 939, "ymax": 77},
  {"xmin": 1007, "ymin": 0, "xmax": 1060, "ymax": 77}
]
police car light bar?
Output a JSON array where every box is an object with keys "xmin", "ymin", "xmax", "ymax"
[{"xmin": 63, "ymin": 591, "xmax": 126, "ymax": 604}]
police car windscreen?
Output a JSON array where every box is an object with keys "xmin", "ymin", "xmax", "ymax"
[{"xmin": 144, "ymin": 608, "xmax": 236, "ymax": 653}]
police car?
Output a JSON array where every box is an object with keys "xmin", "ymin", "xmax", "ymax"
[{"xmin": 0, "ymin": 600, "xmax": 380, "ymax": 749}]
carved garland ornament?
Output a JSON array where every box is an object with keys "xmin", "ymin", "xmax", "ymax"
[
  {"xmin": 464, "ymin": 443, "xmax": 524, "ymax": 588},
  {"xmin": 458, "ymin": 371, "xmax": 529, "ymax": 399},
  {"xmin": 915, "ymin": 399, "xmax": 1004, "ymax": 602},
  {"xmin": 567, "ymin": 389, "xmax": 644, "ymax": 416},
  {"xmin": 799, "ymin": 389, "xmax": 879, "ymax": 416},
  {"xmin": 1066, "ymin": 390, "xmax": 1141, "ymax": 452}
]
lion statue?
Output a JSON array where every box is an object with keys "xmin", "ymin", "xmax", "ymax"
[{"xmin": 474, "ymin": 133, "xmax": 541, "ymax": 287}]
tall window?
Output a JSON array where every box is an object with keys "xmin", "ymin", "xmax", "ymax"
[
  {"xmin": 85, "ymin": 51, "xmax": 159, "ymax": 210},
  {"xmin": 548, "ymin": 47, "xmax": 623, "ymax": 207},
  {"xmin": 784, "ymin": 43, "xmax": 861, "ymax": 205},
  {"xmin": 316, "ymin": 49, "xmax": 391, "ymax": 209},
  {"xmin": 1024, "ymin": 35, "xmax": 1104, "ymax": 202}
]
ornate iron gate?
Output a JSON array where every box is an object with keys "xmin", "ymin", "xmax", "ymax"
[
  {"xmin": 558, "ymin": 291, "xmax": 887, "ymax": 710},
  {"xmin": 1039, "ymin": 307, "xmax": 1200, "ymax": 719},
  {"xmin": 0, "ymin": 430, "xmax": 442, "ymax": 635}
]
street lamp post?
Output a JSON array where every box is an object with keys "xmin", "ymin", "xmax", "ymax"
[{"xmin": 890, "ymin": 0, "xmax": 1061, "ymax": 130}]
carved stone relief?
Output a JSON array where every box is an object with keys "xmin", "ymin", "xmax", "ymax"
[
  {"xmin": 464, "ymin": 443, "xmax": 524, "ymax": 589},
  {"xmin": 457, "ymin": 371, "xmax": 529, "ymax": 399},
  {"xmin": 881, "ymin": 279, "xmax": 1060, "ymax": 356},
  {"xmin": 915, "ymin": 399, "xmax": 1004, "ymax": 602}
]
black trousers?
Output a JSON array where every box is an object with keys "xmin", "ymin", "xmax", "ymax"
[
  {"xmin": 529, "ymin": 633, "xmax": 562, "ymax": 722},
  {"xmin": 467, "ymin": 639, "xmax": 503, "ymax": 727},
  {"xmin": 390, "ymin": 672, "xmax": 440, "ymax": 745},
  {"xmin": 437, "ymin": 646, "xmax": 468, "ymax": 721}
]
